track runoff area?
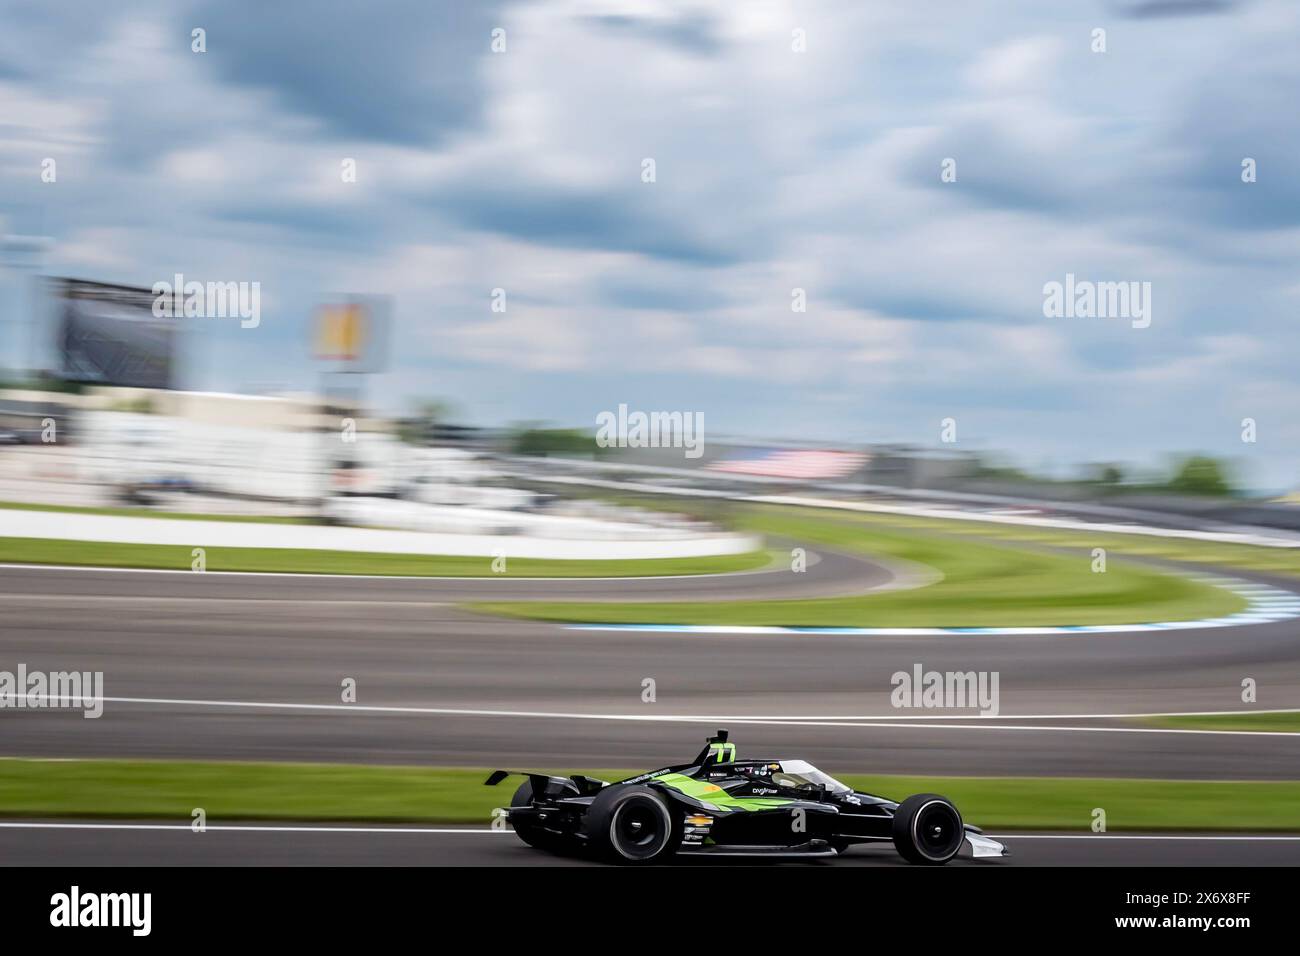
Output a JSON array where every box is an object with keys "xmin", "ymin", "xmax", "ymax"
[{"xmin": 1, "ymin": 504, "xmax": 1298, "ymax": 936}]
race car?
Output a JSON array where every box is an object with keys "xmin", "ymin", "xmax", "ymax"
[{"xmin": 486, "ymin": 729, "xmax": 1009, "ymax": 864}]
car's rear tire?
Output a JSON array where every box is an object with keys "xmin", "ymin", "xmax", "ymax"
[
  {"xmin": 891, "ymin": 793, "xmax": 964, "ymax": 865},
  {"xmin": 585, "ymin": 785, "xmax": 681, "ymax": 864},
  {"xmin": 509, "ymin": 780, "xmax": 564, "ymax": 851}
]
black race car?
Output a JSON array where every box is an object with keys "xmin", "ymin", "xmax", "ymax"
[{"xmin": 487, "ymin": 730, "xmax": 1009, "ymax": 864}]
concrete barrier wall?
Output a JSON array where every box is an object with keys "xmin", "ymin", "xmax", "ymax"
[{"xmin": 0, "ymin": 509, "xmax": 763, "ymax": 561}]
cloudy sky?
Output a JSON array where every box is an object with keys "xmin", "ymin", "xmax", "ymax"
[{"xmin": 1, "ymin": 0, "xmax": 1297, "ymax": 488}]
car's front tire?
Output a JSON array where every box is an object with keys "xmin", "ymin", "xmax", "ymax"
[
  {"xmin": 585, "ymin": 785, "xmax": 681, "ymax": 864},
  {"xmin": 891, "ymin": 793, "xmax": 964, "ymax": 865}
]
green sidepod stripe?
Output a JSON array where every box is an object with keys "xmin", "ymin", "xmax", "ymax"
[{"xmin": 653, "ymin": 773, "xmax": 795, "ymax": 812}]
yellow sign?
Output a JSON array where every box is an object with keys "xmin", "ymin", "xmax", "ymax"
[{"xmin": 314, "ymin": 303, "xmax": 367, "ymax": 361}]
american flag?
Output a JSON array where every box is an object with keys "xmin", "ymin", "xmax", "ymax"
[{"xmin": 706, "ymin": 449, "xmax": 868, "ymax": 480}]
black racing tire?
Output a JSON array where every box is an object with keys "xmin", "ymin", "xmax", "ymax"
[
  {"xmin": 584, "ymin": 785, "xmax": 681, "ymax": 864},
  {"xmin": 508, "ymin": 780, "xmax": 565, "ymax": 851},
  {"xmin": 891, "ymin": 793, "xmax": 964, "ymax": 865}
]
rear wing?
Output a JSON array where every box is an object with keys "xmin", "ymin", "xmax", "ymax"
[{"xmin": 484, "ymin": 770, "xmax": 606, "ymax": 797}]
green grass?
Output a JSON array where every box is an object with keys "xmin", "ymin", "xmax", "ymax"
[
  {"xmin": 474, "ymin": 506, "xmax": 1247, "ymax": 626},
  {"xmin": 843, "ymin": 774, "xmax": 1300, "ymax": 831},
  {"xmin": 599, "ymin": 491, "xmax": 1300, "ymax": 578},
  {"xmin": 0, "ymin": 536, "xmax": 772, "ymax": 578},
  {"xmin": 0, "ymin": 499, "xmax": 1275, "ymax": 621},
  {"xmin": 1, "ymin": 758, "xmax": 1297, "ymax": 831},
  {"xmin": 1143, "ymin": 711, "xmax": 1300, "ymax": 733},
  {"xmin": 779, "ymin": 504, "xmax": 1300, "ymax": 580}
]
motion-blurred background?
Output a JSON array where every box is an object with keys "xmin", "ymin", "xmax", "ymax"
[
  {"xmin": 3, "ymin": 4, "xmax": 1300, "ymax": 873},
  {"xmin": 3, "ymin": 1, "xmax": 1299, "ymax": 539}
]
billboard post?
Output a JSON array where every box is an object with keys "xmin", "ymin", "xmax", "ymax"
[
  {"xmin": 311, "ymin": 295, "xmax": 392, "ymax": 500},
  {"xmin": 1, "ymin": 230, "xmax": 53, "ymax": 379}
]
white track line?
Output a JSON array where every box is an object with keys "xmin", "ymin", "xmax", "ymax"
[
  {"xmin": 16, "ymin": 695, "xmax": 1295, "ymax": 737},
  {"xmin": 0, "ymin": 594, "xmax": 451, "ymax": 608},
  {"xmin": 82, "ymin": 695, "xmax": 1300, "ymax": 721},
  {"xmin": 0, "ymin": 822, "xmax": 501, "ymax": 834},
  {"xmin": 985, "ymin": 834, "xmax": 1300, "ymax": 842},
  {"xmin": 0, "ymin": 560, "xmax": 793, "ymax": 584}
]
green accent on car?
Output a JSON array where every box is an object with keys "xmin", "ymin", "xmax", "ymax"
[
  {"xmin": 708, "ymin": 742, "xmax": 737, "ymax": 762},
  {"xmin": 653, "ymin": 772, "xmax": 794, "ymax": 812}
]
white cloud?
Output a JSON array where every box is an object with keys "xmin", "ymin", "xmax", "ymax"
[{"xmin": 1, "ymin": 0, "xmax": 1296, "ymax": 485}]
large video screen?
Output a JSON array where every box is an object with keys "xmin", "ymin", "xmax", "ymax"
[{"xmin": 56, "ymin": 278, "xmax": 175, "ymax": 388}]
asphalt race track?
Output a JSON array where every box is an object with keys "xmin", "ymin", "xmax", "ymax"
[
  {"xmin": 0, "ymin": 547, "xmax": 901, "ymax": 602},
  {"xmin": 2, "ymin": 553, "xmax": 1300, "ymax": 866},
  {"xmin": 3, "ymin": 823, "xmax": 1298, "ymax": 866}
]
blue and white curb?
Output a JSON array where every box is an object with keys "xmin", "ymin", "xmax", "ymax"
[{"xmin": 567, "ymin": 575, "xmax": 1300, "ymax": 636}]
